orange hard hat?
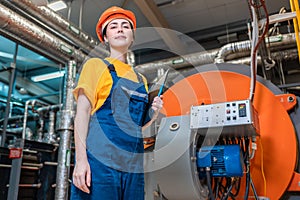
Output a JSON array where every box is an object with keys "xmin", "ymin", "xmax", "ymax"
[{"xmin": 96, "ymin": 6, "xmax": 136, "ymax": 42}]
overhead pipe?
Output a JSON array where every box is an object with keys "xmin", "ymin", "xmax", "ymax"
[
  {"xmin": 228, "ymin": 48, "xmax": 299, "ymax": 65},
  {"xmin": 135, "ymin": 49, "xmax": 218, "ymax": 74},
  {"xmin": 158, "ymin": 48, "xmax": 299, "ymax": 87},
  {"xmin": 214, "ymin": 40, "xmax": 252, "ymax": 63},
  {"xmin": 1, "ymin": 0, "xmax": 109, "ymax": 58},
  {"xmin": 135, "ymin": 33, "xmax": 297, "ymax": 74},
  {"xmin": 217, "ymin": 34, "xmax": 297, "ymax": 62},
  {"xmin": 0, "ymin": 4, "xmax": 87, "ymax": 65}
]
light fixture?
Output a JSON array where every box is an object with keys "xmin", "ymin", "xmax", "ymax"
[
  {"xmin": 47, "ymin": 0, "xmax": 67, "ymax": 11},
  {"xmin": 31, "ymin": 71, "xmax": 65, "ymax": 82},
  {"xmin": 31, "ymin": 0, "xmax": 48, "ymax": 6}
]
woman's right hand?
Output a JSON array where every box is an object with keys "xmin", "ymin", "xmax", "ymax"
[
  {"xmin": 72, "ymin": 158, "xmax": 91, "ymax": 193},
  {"xmin": 73, "ymin": 91, "xmax": 92, "ymax": 193}
]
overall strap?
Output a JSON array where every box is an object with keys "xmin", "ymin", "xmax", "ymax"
[
  {"xmin": 102, "ymin": 59, "xmax": 116, "ymax": 72},
  {"xmin": 134, "ymin": 70, "xmax": 144, "ymax": 83},
  {"xmin": 103, "ymin": 59, "xmax": 144, "ymax": 83}
]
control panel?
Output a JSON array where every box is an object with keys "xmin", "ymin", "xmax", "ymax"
[{"xmin": 190, "ymin": 100, "xmax": 259, "ymax": 136}]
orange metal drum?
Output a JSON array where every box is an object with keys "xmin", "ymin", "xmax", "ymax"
[{"xmin": 161, "ymin": 70, "xmax": 297, "ymax": 199}]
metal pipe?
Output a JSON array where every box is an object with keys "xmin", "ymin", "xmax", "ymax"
[
  {"xmin": 135, "ymin": 49, "xmax": 218, "ymax": 74},
  {"xmin": 21, "ymin": 100, "xmax": 47, "ymax": 141},
  {"xmin": 22, "ymin": 162, "xmax": 43, "ymax": 168},
  {"xmin": 215, "ymin": 40, "xmax": 252, "ymax": 63},
  {"xmin": 5, "ymin": 100, "xmax": 41, "ymax": 200},
  {"xmin": 1, "ymin": 43, "xmax": 18, "ymax": 147},
  {"xmin": 79, "ymin": 0, "xmax": 85, "ymax": 29},
  {"xmin": 135, "ymin": 33, "xmax": 297, "ymax": 74},
  {"xmin": 36, "ymin": 104, "xmax": 62, "ymax": 113},
  {"xmin": 0, "ymin": 4, "xmax": 87, "ymax": 65},
  {"xmin": 1, "ymin": 0, "xmax": 109, "ymax": 58},
  {"xmin": 43, "ymin": 110, "xmax": 57, "ymax": 144},
  {"xmin": 0, "ymin": 164, "xmax": 40, "ymax": 170},
  {"xmin": 20, "ymin": 166, "xmax": 40, "ymax": 170},
  {"xmin": 23, "ymin": 154, "xmax": 39, "ymax": 162},
  {"xmin": 23, "ymin": 149, "xmax": 38, "ymax": 154},
  {"xmin": 36, "ymin": 117, "xmax": 44, "ymax": 142},
  {"xmin": 224, "ymin": 34, "xmax": 296, "ymax": 61},
  {"xmin": 163, "ymin": 48, "xmax": 299, "ymax": 86},
  {"xmin": 44, "ymin": 161, "xmax": 74, "ymax": 167},
  {"xmin": 6, "ymin": 183, "xmax": 42, "ymax": 188},
  {"xmin": 228, "ymin": 48, "xmax": 298, "ymax": 65},
  {"xmin": 55, "ymin": 60, "xmax": 76, "ymax": 200},
  {"xmin": 30, "ymin": 99, "xmax": 49, "ymax": 113},
  {"xmin": 44, "ymin": 161, "xmax": 58, "ymax": 166},
  {"xmin": 0, "ymin": 114, "xmax": 39, "ymax": 125},
  {"xmin": 127, "ymin": 50, "xmax": 136, "ymax": 67},
  {"xmin": 34, "ymin": 104, "xmax": 61, "ymax": 143},
  {"xmin": 31, "ymin": 100, "xmax": 48, "ymax": 142}
]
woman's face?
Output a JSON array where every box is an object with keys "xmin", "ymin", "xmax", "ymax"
[{"xmin": 104, "ymin": 18, "xmax": 134, "ymax": 50}]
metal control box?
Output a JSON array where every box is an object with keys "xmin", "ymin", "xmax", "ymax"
[{"xmin": 190, "ymin": 100, "xmax": 259, "ymax": 136}]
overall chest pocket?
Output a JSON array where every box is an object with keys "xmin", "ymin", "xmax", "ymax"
[{"xmin": 112, "ymin": 85, "xmax": 148, "ymax": 126}]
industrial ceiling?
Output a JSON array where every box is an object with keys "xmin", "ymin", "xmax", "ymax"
[{"xmin": 0, "ymin": 0, "xmax": 295, "ymax": 106}]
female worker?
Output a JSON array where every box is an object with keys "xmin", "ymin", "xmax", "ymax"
[{"xmin": 71, "ymin": 6, "xmax": 163, "ymax": 200}]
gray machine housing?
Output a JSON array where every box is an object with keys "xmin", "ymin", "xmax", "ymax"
[{"xmin": 153, "ymin": 115, "xmax": 208, "ymax": 200}]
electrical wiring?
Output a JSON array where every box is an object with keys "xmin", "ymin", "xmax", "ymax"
[
  {"xmin": 248, "ymin": 0, "xmax": 270, "ymax": 101},
  {"xmin": 249, "ymin": 3, "xmax": 259, "ymax": 101},
  {"xmin": 250, "ymin": 175, "xmax": 259, "ymax": 200},
  {"xmin": 259, "ymin": 137, "xmax": 267, "ymax": 196}
]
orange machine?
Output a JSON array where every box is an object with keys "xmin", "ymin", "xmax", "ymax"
[{"xmin": 155, "ymin": 63, "xmax": 299, "ymax": 199}]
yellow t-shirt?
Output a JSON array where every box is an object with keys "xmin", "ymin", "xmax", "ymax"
[{"xmin": 73, "ymin": 57, "xmax": 148, "ymax": 115}]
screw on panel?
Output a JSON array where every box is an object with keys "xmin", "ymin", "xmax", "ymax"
[{"xmin": 288, "ymin": 96, "xmax": 295, "ymax": 102}]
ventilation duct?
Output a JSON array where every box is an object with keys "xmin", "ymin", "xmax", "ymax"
[
  {"xmin": 1, "ymin": 0, "xmax": 109, "ymax": 58},
  {"xmin": 0, "ymin": 3, "xmax": 86, "ymax": 64}
]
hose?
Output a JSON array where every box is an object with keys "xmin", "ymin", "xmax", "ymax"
[
  {"xmin": 244, "ymin": 161, "xmax": 250, "ymax": 200},
  {"xmin": 206, "ymin": 167, "xmax": 215, "ymax": 200},
  {"xmin": 250, "ymin": 176, "xmax": 259, "ymax": 200},
  {"xmin": 221, "ymin": 181, "xmax": 234, "ymax": 200}
]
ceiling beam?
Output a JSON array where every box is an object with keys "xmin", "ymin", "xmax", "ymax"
[
  {"xmin": 133, "ymin": 0, "xmax": 187, "ymax": 54},
  {"xmin": 121, "ymin": 0, "xmax": 130, "ymax": 7}
]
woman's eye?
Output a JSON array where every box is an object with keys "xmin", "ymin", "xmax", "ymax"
[{"xmin": 122, "ymin": 24, "xmax": 130, "ymax": 29}]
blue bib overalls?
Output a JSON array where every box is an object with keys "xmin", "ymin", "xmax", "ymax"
[{"xmin": 71, "ymin": 59, "xmax": 149, "ymax": 200}]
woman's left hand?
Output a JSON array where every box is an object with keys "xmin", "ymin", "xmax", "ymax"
[{"xmin": 151, "ymin": 95, "xmax": 163, "ymax": 119}]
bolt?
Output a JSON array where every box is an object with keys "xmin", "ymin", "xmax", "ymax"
[
  {"xmin": 191, "ymin": 156, "xmax": 197, "ymax": 162},
  {"xmin": 288, "ymin": 96, "xmax": 294, "ymax": 102}
]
